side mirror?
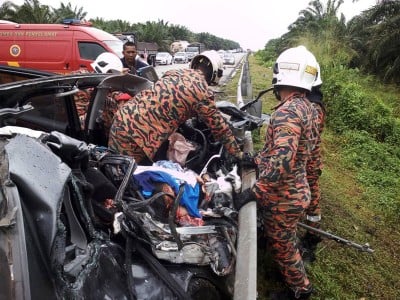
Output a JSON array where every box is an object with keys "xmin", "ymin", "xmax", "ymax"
[
  {"xmin": 240, "ymin": 87, "xmax": 274, "ymax": 119},
  {"xmin": 244, "ymin": 99, "xmax": 262, "ymax": 118},
  {"xmin": 137, "ymin": 66, "xmax": 159, "ymax": 83}
]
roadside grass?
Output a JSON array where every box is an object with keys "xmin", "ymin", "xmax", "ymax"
[
  {"xmin": 216, "ymin": 66, "xmax": 241, "ymax": 102},
  {"xmin": 222, "ymin": 54, "xmax": 400, "ymax": 299}
]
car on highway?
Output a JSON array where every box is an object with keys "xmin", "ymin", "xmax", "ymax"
[
  {"xmin": 155, "ymin": 52, "xmax": 173, "ymax": 65},
  {"xmin": 223, "ymin": 53, "xmax": 235, "ymax": 65},
  {"xmin": 0, "ymin": 65, "xmax": 263, "ymax": 300},
  {"xmin": 173, "ymin": 51, "xmax": 189, "ymax": 64}
]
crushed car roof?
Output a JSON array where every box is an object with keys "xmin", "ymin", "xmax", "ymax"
[{"xmin": 0, "ymin": 71, "xmax": 153, "ymax": 109}]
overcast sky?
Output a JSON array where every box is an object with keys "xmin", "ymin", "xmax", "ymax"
[{"xmin": 10, "ymin": 0, "xmax": 377, "ymax": 50}]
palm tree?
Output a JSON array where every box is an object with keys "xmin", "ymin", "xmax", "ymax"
[
  {"xmin": 289, "ymin": 0, "xmax": 325, "ymax": 32},
  {"xmin": 97, "ymin": 19, "xmax": 133, "ymax": 33},
  {"xmin": 0, "ymin": 1, "xmax": 19, "ymax": 21},
  {"xmin": 1, "ymin": 0, "xmax": 87, "ymax": 24},
  {"xmin": 349, "ymin": 0, "xmax": 400, "ymax": 82},
  {"xmin": 52, "ymin": 2, "xmax": 87, "ymax": 23},
  {"xmin": 281, "ymin": 0, "xmax": 353, "ymax": 66},
  {"xmin": 289, "ymin": 0, "xmax": 345, "ymax": 33},
  {"xmin": 169, "ymin": 24, "xmax": 192, "ymax": 42},
  {"xmin": 13, "ymin": 0, "xmax": 55, "ymax": 23},
  {"xmin": 136, "ymin": 20, "xmax": 171, "ymax": 51}
]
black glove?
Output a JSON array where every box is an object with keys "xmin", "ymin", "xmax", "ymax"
[
  {"xmin": 240, "ymin": 152, "xmax": 257, "ymax": 168},
  {"xmin": 233, "ymin": 188, "xmax": 256, "ymax": 211}
]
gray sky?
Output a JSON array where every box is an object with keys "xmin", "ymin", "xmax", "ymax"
[{"xmin": 10, "ymin": 0, "xmax": 377, "ymax": 50}]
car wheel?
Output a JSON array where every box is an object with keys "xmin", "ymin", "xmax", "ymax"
[{"xmin": 188, "ymin": 278, "xmax": 221, "ymax": 300}]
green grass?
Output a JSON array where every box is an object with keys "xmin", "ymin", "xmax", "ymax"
[{"xmin": 221, "ymin": 55, "xmax": 400, "ymax": 299}]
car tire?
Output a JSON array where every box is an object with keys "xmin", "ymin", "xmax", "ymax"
[{"xmin": 188, "ymin": 277, "xmax": 221, "ymax": 300}]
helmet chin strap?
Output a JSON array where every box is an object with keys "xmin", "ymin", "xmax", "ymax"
[{"xmin": 273, "ymin": 87, "xmax": 281, "ymax": 101}]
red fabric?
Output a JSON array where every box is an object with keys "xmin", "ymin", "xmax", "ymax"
[{"xmin": 115, "ymin": 93, "xmax": 132, "ymax": 101}]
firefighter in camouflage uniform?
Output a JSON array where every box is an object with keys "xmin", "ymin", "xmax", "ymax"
[
  {"xmin": 234, "ymin": 46, "xmax": 320, "ymax": 299},
  {"xmin": 74, "ymin": 89, "xmax": 92, "ymax": 129},
  {"xmin": 74, "ymin": 52, "xmax": 151, "ymax": 138},
  {"xmin": 108, "ymin": 57, "xmax": 243, "ymax": 164},
  {"xmin": 301, "ymin": 62, "xmax": 326, "ymax": 262},
  {"xmin": 305, "ymin": 63, "xmax": 325, "ymax": 225},
  {"xmin": 74, "ymin": 52, "xmax": 125, "ymax": 129}
]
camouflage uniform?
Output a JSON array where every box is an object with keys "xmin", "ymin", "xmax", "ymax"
[
  {"xmin": 74, "ymin": 88, "xmax": 129, "ymax": 133},
  {"xmin": 74, "ymin": 89, "xmax": 92, "ymax": 129},
  {"xmin": 102, "ymin": 91, "xmax": 132, "ymax": 140},
  {"xmin": 72, "ymin": 68, "xmax": 93, "ymax": 129},
  {"xmin": 108, "ymin": 69, "xmax": 241, "ymax": 163},
  {"xmin": 305, "ymin": 87, "xmax": 325, "ymax": 229},
  {"xmin": 254, "ymin": 92, "xmax": 318, "ymax": 294}
]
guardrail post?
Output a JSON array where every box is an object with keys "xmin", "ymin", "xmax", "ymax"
[{"xmin": 234, "ymin": 54, "xmax": 257, "ymax": 300}]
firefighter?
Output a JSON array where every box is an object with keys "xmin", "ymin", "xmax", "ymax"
[
  {"xmin": 107, "ymin": 53, "xmax": 244, "ymax": 165},
  {"xmin": 234, "ymin": 45, "xmax": 319, "ymax": 299},
  {"xmin": 302, "ymin": 62, "xmax": 325, "ymax": 262},
  {"xmin": 73, "ymin": 52, "xmax": 125, "ymax": 128},
  {"xmin": 75, "ymin": 52, "xmax": 151, "ymax": 137}
]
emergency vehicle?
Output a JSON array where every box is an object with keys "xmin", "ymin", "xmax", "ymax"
[{"xmin": 0, "ymin": 19, "xmax": 123, "ymax": 74}]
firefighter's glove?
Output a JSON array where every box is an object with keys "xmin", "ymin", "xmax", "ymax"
[
  {"xmin": 228, "ymin": 151, "xmax": 256, "ymax": 168},
  {"xmin": 240, "ymin": 152, "xmax": 257, "ymax": 168},
  {"xmin": 233, "ymin": 188, "xmax": 256, "ymax": 211}
]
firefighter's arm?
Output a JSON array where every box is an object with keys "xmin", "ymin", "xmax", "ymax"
[
  {"xmin": 197, "ymin": 96, "xmax": 242, "ymax": 159},
  {"xmin": 259, "ymin": 109, "xmax": 301, "ymax": 182}
]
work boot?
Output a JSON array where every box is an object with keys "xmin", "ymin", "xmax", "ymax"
[
  {"xmin": 301, "ymin": 247, "xmax": 316, "ymax": 264},
  {"xmin": 269, "ymin": 286, "xmax": 313, "ymax": 300},
  {"xmin": 300, "ymin": 232, "xmax": 322, "ymax": 263}
]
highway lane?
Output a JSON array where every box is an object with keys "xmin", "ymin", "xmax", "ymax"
[{"xmin": 154, "ymin": 52, "xmax": 246, "ymax": 85}]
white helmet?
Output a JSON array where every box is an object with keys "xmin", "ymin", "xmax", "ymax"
[
  {"xmin": 90, "ymin": 52, "xmax": 123, "ymax": 74},
  {"xmin": 272, "ymin": 45, "xmax": 318, "ymax": 91},
  {"xmin": 190, "ymin": 50, "xmax": 223, "ymax": 85},
  {"xmin": 313, "ymin": 62, "xmax": 322, "ymax": 87}
]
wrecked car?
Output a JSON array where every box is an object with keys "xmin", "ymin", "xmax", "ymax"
[{"xmin": 0, "ymin": 68, "xmax": 263, "ymax": 299}]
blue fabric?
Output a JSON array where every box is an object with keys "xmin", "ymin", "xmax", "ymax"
[
  {"xmin": 153, "ymin": 160, "xmax": 183, "ymax": 172},
  {"xmin": 133, "ymin": 170, "xmax": 201, "ymax": 218}
]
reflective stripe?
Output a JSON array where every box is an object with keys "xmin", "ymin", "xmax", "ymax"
[
  {"xmin": 306, "ymin": 214, "xmax": 321, "ymax": 222},
  {"xmin": 7, "ymin": 61, "xmax": 20, "ymax": 67}
]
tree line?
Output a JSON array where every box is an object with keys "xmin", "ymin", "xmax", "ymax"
[
  {"xmin": 257, "ymin": 0, "xmax": 400, "ymax": 84},
  {"xmin": 2, "ymin": 0, "xmax": 398, "ymax": 82},
  {"xmin": 0, "ymin": 0, "xmax": 240, "ymax": 52}
]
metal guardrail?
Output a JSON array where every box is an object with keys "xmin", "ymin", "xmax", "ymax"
[{"xmin": 234, "ymin": 54, "xmax": 258, "ymax": 300}]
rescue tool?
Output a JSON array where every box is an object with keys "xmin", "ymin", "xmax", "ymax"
[{"xmin": 298, "ymin": 222, "xmax": 374, "ymax": 254}]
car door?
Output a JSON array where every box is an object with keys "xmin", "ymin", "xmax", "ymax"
[
  {"xmin": 0, "ymin": 72, "xmax": 153, "ymax": 147},
  {"xmin": 0, "ymin": 74, "xmax": 108, "ymax": 141}
]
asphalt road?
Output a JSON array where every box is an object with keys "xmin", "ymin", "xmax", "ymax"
[{"xmin": 154, "ymin": 53, "xmax": 245, "ymax": 84}]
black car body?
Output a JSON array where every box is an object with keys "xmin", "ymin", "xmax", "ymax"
[
  {"xmin": 0, "ymin": 66, "xmax": 263, "ymax": 299},
  {"xmin": 0, "ymin": 67, "xmax": 151, "ymax": 146},
  {"xmin": 0, "ymin": 65, "xmax": 55, "ymax": 84}
]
